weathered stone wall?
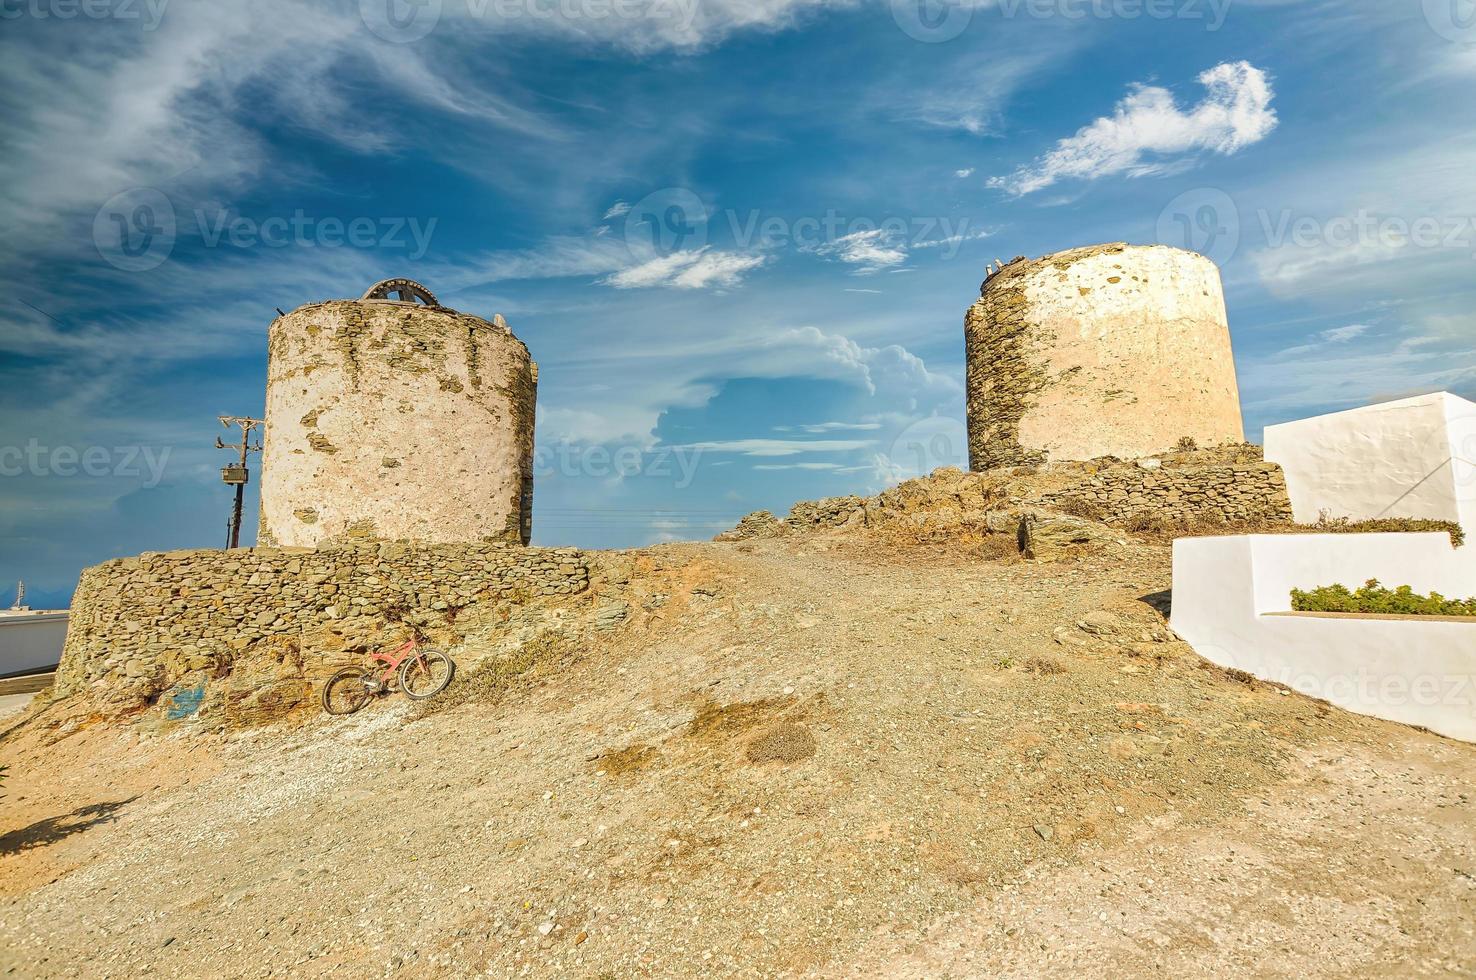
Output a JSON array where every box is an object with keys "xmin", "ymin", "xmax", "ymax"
[
  {"xmin": 260, "ymin": 299, "xmax": 537, "ymax": 549},
  {"xmin": 1038, "ymin": 457, "xmax": 1293, "ymax": 528},
  {"xmin": 54, "ymin": 542, "xmax": 589, "ymax": 715},
  {"xmin": 721, "ymin": 448, "xmax": 1292, "ymax": 539},
  {"xmin": 965, "ymin": 243, "xmax": 1245, "ymax": 469}
]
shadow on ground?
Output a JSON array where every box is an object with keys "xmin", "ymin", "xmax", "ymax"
[{"xmin": 0, "ymin": 797, "xmax": 137, "ymax": 856}]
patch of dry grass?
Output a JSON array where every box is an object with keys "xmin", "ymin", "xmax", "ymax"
[
  {"xmin": 746, "ymin": 724, "xmax": 816, "ymax": 764},
  {"xmin": 414, "ymin": 632, "xmax": 576, "ymax": 718},
  {"xmin": 686, "ymin": 697, "xmax": 792, "ymax": 739},
  {"xmin": 596, "ymin": 744, "xmax": 660, "ymax": 777}
]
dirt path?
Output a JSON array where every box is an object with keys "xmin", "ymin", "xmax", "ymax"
[
  {"xmin": 833, "ymin": 740, "xmax": 1476, "ymax": 977},
  {"xmin": 2, "ymin": 539, "xmax": 1473, "ymax": 977}
]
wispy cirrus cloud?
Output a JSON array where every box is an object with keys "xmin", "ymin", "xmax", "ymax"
[
  {"xmin": 672, "ymin": 438, "xmax": 874, "ymax": 457},
  {"xmin": 775, "ymin": 421, "xmax": 883, "ymax": 433},
  {"xmin": 601, "ymin": 247, "xmax": 769, "ymax": 290},
  {"xmin": 992, "ymin": 61, "xmax": 1278, "ymax": 196},
  {"xmin": 812, "ymin": 229, "xmax": 909, "ymax": 274}
]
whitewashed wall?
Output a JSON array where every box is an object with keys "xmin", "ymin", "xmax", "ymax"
[
  {"xmin": 1263, "ymin": 391, "xmax": 1476, "ymax": 533},
  {"xmin": 1172, "ymin": 533, "xmax": 1476, "ymax": 742}
]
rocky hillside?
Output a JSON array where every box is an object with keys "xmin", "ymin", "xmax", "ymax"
[{"xmin": 2, "ymin": 494, "xmax": 1473, "ymax": 977}]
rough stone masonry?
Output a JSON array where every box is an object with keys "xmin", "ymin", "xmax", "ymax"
[
  {"xmin": 965, "ymin": 243, "xmax": 1245, "ymax": 470},
  {"xmin": 260, "ymin": 293, "xmax": 538, "ymax": 549},
  {"xmin": 54, "ymin": 542, "xmax": 589, "ymax": 719}
]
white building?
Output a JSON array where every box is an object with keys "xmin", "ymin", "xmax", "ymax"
[
  {"xmin": 1264, "ymin": 391, "xmax": 1476, "ymax": 533},
  {"xmin": 1174, "ymin": 391, "xmax": 1476, "ymax": 743}
]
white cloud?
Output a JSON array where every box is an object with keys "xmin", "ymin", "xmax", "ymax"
[
  {"xmin": 810, "ymin": 226, "xmax": 989, "ymax": 276},
  {"xmin": 601, "ymin": 247, "xmax": 769, "ymax": 290},
  {"xmin": 1320, "ymin": 324, "xmax": 1372, "ymax": 344},
  {"xmin": 890, "ymin": 36, "xmax": 1077, "ymax": 136},
  {"xmin": 603, "ymin": 201, "xmax": 633, "ymax": 220},
  {"xmin": 444, "ymin": 0, "xmax": 860, "ymax": 53},
  {"xmin": 0, "ymin": 0, "xmax": 863, "ymax": 271},
  {"xmin": 457, "ymin": 236, "xmax": 635, "ymax": 285},
  {"xmin": 775, "ymin": 421, "xmax": 884, "ymax": 433},
  {"xmin": 955, "ymin": 168, "xmax": 975, "ymax": 178},
  {"xmin": 752, "ymin": 462, "xmax": 847, "ymax": 471},
  {"xmin": 992, "ymin": 61, "xmax": 1278, "ymax": 196},
  {"xmin": 1274, "ymin": 323, "xmax": 1375, "ymax": 357},
  {"xmin": 913, "ymin": 228, "xmax": 992, "ymax": 250},
  {"xmin": 674, "ymin": 439, "xmax": 874, "ymax": 457},
  {"xmin": 812, "ymin": 229, "xmax": 909, "ymax": 275}
]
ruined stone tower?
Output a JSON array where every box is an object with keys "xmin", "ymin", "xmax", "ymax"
[
  {"xmin": 259, "ymin": 279, "xmax": 537, "ymax": 548},
  {"xmin": 965, "ymin": 243, "xmax": 1244, "ymax": 470}
]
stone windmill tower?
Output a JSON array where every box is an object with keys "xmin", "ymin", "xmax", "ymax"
[
  {"xmin": 965, "ymin": 243, "xmax": 1244, "ymax": 469},
  {"xmin": 259, "ymin": 279, "xmax": 538, "ymax": 548}
]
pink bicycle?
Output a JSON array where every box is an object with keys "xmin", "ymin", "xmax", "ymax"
[{"xmin": 321, "ymin": 636, "xmax": 456, "ymax": 715}]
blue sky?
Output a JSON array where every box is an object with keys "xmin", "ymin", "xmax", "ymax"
[{"xmin": 3, "ymin": 0, "xmax": 1475, "ymax": 607}]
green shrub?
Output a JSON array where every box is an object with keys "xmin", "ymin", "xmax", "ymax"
[
  {"xmin": 1313, "ymin": 515, "xmax": 1465, "ymax": 548},
  {"xmin": 1292, "ymin": 579, "xmax": 1476, "ymax": 617}
]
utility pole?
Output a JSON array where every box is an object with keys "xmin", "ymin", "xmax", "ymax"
[{"xmin": 216, "ymin": 416, "xmax": 265, "ymax": 550}]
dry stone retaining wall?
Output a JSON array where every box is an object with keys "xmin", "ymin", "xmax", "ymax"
[
  {"xmin": 721, "ymin": 449, "xmax": 1293, "ymax": 540},
  {"xmin": 54, "ymin": 542, "xmax": 589, "ymax": 715},
  {"xmin": 1039, "ymin": 459, "xmax": 1293, "ymax": 527}
]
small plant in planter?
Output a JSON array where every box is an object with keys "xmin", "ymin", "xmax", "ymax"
[{"xmin": 1292, "ymin": 580, "xmax": 1476, "ymax": 617}]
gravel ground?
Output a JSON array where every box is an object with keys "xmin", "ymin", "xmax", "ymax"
[
  {"xmin": 0, "ymin": 693, "xmax": 34, "ymax": 722},
  {"xmin": 1, "ymin": 536, "xmax": 1473, "ymax": 977}
]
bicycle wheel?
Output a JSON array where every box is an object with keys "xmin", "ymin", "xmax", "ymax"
[
  {"xmin": 322, "ymin": 667, "xmax": 373, "ymax": 716},
  {"xmin": 398, "ymin": 649, "xmax": 455, "ymax": 701}
]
